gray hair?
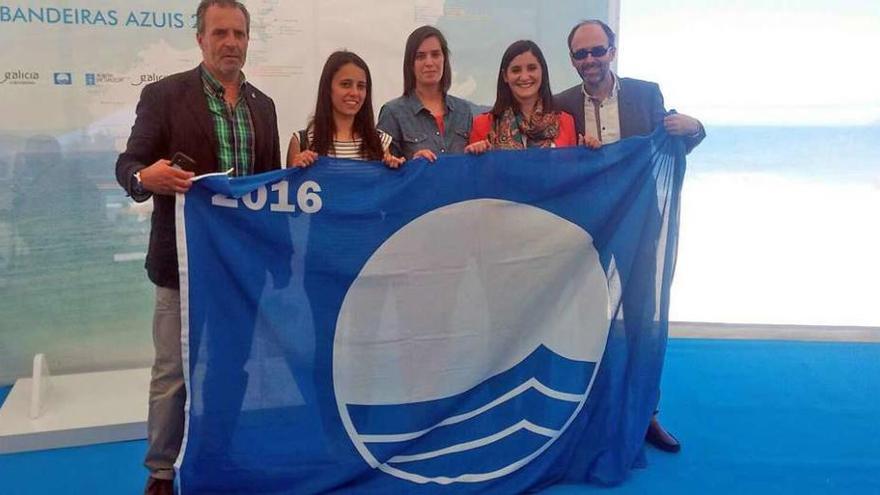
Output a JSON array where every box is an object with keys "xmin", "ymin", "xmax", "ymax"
[{"xmin": 196, "ymin": 0, "xmax": 250, "ymax": 35}]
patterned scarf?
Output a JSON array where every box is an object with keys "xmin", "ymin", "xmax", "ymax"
[{"xmin": 488, "ymin": 100, "xmax": 560, "ymax": 150}]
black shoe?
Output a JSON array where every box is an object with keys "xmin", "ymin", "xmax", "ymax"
[
  {"xmin": 144, "ymin": 476, "xmax": 174, "ymax": 495},
  {"xmin": 645, "ymin": 415, "xmax": 681, "ymax": 453}
]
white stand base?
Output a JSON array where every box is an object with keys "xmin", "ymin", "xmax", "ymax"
[
  {"xmin": 0, "ymin": 367, "xmax": 151, "ymax": 454},
  {"xmin": 29, "ymin": 353, "xmax": 52, "ymax": 419}
]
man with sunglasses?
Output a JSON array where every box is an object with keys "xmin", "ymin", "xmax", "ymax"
[
  {"xmin": 555, "ymin": 20, "xmax": 704, "ymax": 455},
  {"xmin": 555, "ymin": 19, "xmax": 705, "ymax": 151}
]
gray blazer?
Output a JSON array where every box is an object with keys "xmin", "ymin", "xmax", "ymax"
[{"xmin": 553, "ymin": 77, "xmax": 705, "ymax": 153}]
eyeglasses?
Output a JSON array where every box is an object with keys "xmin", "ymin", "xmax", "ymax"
[{"xmin": 570, "ymin": 46, "xmax": 612, "ymax": 60}]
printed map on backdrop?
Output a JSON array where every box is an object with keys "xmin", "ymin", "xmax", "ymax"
[{"xmin": 0, "ymin": 0, "xmax": 607, "ymax": 383}]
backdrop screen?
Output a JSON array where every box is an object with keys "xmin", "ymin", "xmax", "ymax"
[{"xmin": 0, "ymin": 0, "xmax": 607, "ymax": 383}]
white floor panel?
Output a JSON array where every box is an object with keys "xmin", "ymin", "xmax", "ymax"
[{"xmin": 0, "ymin": 368, "xmax": 150, "ymax": 454}]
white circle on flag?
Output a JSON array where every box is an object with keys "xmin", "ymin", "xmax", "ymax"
[{"xmin": 334, "ymin": 199, "xmax": 610, "ymax": 484}]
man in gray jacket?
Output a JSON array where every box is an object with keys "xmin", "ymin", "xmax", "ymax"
[
  {"xmin": 555, "ymin": 19, "xmax": 704, "ymax": 151},
  {"xmin": 555, "ymin": 19, "xmax": 705, "ymax": 454}
]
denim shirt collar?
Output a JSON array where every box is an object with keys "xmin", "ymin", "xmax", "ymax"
[{"xmin": 404, "ymin": 92, "xmax": 454, "ymax": 115}]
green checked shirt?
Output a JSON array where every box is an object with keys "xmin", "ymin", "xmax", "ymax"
[{"xmin": 201, "ymin": 65, "xmax": 255, "ymax": 176}]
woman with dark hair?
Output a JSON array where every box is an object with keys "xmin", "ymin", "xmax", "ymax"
[
  {"xmin": 288, "ymin": 51, "xmax": 405, "ymax": 168},
  {"xmin": 377, "ymin": 25, "xmax": 474, "ymax": 161},
  {"xmin": 468, "ymin": 40, "xmax": 598, "ymax": 152}
]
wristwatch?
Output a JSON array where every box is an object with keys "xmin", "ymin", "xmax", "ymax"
[{"xmin": 131, "ymin": 170, "xmax": 147, "ymax": 197}]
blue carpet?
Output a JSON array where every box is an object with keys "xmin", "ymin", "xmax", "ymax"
[{"xmin": 1, "ymin": 339, "xmax": 879, "ymax": 494}]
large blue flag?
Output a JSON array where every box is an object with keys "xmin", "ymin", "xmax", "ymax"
[{"xmin": 174, "ymin": 128, "xmax": 686, "ymax": 493}]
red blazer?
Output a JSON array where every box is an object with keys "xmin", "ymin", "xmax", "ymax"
[{"xmin": 469, "ymin": 111, "xmax": 577, "ymax": 147}]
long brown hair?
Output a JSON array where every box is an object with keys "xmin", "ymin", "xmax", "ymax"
[
  {"xmin": 491, "ymin": 40, "xmax": 554, "ymax": 119},
  {"xmin": 402, "ymin": 26, "xmax": 452, "ymax": 96},
  {"xmin": 310, "ymin": 51, "xmax": 384, "ymax": 160}
]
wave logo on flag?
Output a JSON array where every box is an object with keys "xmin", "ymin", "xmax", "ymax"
[{"xmin": 333, "ymin": 199, "xmax": 611, "ymax": 484}]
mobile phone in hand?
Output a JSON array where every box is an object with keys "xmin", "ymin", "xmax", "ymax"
[{"xmin": 171, "ymin": 152, "xmax": 196, "ymax": 172}]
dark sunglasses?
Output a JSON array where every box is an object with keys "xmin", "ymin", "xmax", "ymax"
[{"xmin": 570, "ymin": 46, "xmax": 612, "ymax": 60}]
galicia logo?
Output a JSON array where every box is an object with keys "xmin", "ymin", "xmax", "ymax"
[
  {"xmin": 0, "ymin": 70, "xmax": 39, "ymax": 85},
  {"xmin": 333, "ymin": 199, "xmax": 611, "ymax": 484},
  {"xmin": 53, "ymin": 72, "xmax": 72, "ymax": 85},
  {"xmin": 131, "ymin": 73, "xmax": 165, "ymax": 86},
  {"xmin": 85, "ymin": 72, "xmax": 124, "ymax": 86}
]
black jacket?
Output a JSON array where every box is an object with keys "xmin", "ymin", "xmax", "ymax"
[{"xmin": 115, "ymin": 66, "xmax": 282, "ymax": 288}]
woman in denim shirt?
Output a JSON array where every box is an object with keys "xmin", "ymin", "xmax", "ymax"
[{"xmin": 377, "ymin": 26, "xmax": 475, "ymax": 161}]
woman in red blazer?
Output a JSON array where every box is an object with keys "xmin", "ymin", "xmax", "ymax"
[{"xmin": 467, "ymin": 40, "xmax": 596, "ymax": 153}]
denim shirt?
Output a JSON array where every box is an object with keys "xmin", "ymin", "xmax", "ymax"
[{"xmin": 377, "ymin": 93, "xmax": 473, "ymax": 159}]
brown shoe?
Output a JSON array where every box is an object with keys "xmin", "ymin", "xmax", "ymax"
[
  {"xmin": 144, "ymin": 476, "xmax": 174, "ymax": 495},
  {"xmin": 645, "ymin": 415, "xmax": 681, "ymax": 453}
]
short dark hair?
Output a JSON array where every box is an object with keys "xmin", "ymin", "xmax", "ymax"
[
  {"xmin": 196, "ymin": 0, "xmax": 250, "ymax": 35},
  {"xmin": 310, "ymin": 51, "xmax": 384, "ymax": 161},
  {"xmin": 491, "ymin": 40, "xmax": 554, "ymax": 118},
  {"xmin": 567, "ymin": 19, "xmax": 616, "ymax": 51},
  {"xmin": 402, "ymin": 26, "xmax": 452, "ymax": 96}
]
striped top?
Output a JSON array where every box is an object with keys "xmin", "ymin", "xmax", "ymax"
[{"xmin": 301, "ymin": 128, "xmax": 392, "ymax": 161}]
